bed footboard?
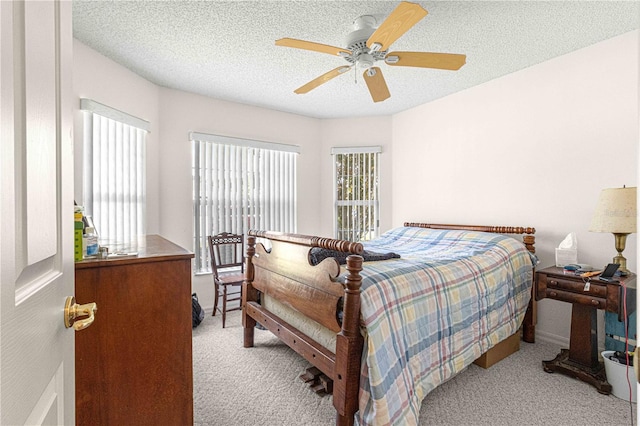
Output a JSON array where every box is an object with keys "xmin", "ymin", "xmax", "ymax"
[{"xmin": 242, "ymin": 231, "xmax": 364, "ymax": 425}]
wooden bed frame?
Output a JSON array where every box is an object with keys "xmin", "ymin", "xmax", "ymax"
[{"xmin": 242, "ymin": 223, "xmax": 536, "ymax": 426}]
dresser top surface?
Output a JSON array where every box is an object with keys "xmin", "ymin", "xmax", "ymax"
[
  {"xmin": 75, "ymin": 234, "xmax": 194, "ymax": 269},
  {"xmin": 537, "ymin": 266, "xmax": 636, "ymax": 288}
]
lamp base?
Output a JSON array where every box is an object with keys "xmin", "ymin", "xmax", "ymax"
[
  {"xmin": 613, "ymin": 255, "xmax": 629, "ymax": 275},
  {"xmin": 613, "ymin": 233, "xmax": 630, "ymax": 274}
]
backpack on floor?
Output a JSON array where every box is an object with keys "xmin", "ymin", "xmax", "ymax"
[{"xmin": 192, "ymin": 293, "xmax": 205, "ymax": 328}]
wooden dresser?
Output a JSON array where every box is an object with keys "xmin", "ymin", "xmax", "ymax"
[{"xmin": 75, "ymin": 235, "xmax": 194, "ymax": 425}]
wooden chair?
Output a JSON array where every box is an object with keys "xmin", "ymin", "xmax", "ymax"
[{"xmin": 207, "ymin": 232, "xmax": 244, "ymax": 328}]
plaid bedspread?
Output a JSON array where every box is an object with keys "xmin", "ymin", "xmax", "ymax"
[{"xmin": 355, "ymin": 227, "xmax": 536, "ymax": 425}]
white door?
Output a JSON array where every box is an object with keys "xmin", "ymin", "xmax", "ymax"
[{"xmin": 1, "ymin": 1, "xmax": 76, "ymax": 425}]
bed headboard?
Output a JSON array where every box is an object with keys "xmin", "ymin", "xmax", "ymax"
[{"xmin": 403, "ymin": 222, "xmax": 536, "ymax": 254}]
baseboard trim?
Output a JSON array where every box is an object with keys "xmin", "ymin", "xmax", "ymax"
[
  {"xmin": 535, "ymin": 330, "xmax": 569, "ymax": 347},
  {"xmin": 204, "ymin": 304, "xmax": 214, "ymax": 316}
]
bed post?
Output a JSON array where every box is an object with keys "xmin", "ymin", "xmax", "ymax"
[
  {"xmin": 243, "ymin": 234, "xmax": 257, "ymax": 348},
  {"xmin": 334, "ymin": 254, "xmax": 364, "ymax": 426},
  {"xmin": 522, "ymin": 233, "xmax": 537, "ymax": 344}
]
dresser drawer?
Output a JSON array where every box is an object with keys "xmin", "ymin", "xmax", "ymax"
[
  {"xmin": 545, "ymin": 288, "xmax": 606, "ymax": 309},
  {"xmin": 535, "ymin": 267, "xmax": 637, "ymax": 330},
  {"xmin": 546, "ymin": 276, "xmax": 607, "ymax": 298}
]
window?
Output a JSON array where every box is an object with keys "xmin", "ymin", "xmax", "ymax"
[
  {"xmin": 81, "ymin": 99, "xmax": 149, "ymax": 245},
  {"xmin": 332, "ymin": 146, "xmax": 381, "ymax": 242},
  {"xmin": 191, "ymin": 132, "xmax": 298, "ymax": 273}
]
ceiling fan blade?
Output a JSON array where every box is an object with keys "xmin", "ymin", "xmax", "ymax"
[
  {"xmin": 385, "ymin": 51, "xmax": 466, "ymax": 70},
  {"xmin": 276, "ymin": 38, "xmax": 351, "ymax": 56},
  {"xmin": 363, "ymin": 67, "xmax": 390, "ymax": 103},
  {"xmin": 294, "ymin": 66, "xmax": 352, "ymax": 94},
  {"xmin": 366, "ymin": 2, "xmax": 427, "ymax": 51}
]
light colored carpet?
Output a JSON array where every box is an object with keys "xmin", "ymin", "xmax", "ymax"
[{"xmin": 193, "ymin": 312, "xmax": 636, "ymax": 425}]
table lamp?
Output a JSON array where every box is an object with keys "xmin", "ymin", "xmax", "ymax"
[{"xmin": 589, "ymin": 186, "xmax": 637, "ymax": 274}]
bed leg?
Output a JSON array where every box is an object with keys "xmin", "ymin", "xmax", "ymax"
[
  {"xmin": 336, "ymin": 413, "xmax": 355, "ymax": 426},
  {"xmin": 243, "ymin": 235, "xmax": 257, "ymax": 348},
  {"xmin": 522, "ymin": 297, "xmax": 536, "ymax": 343},
  {"xmin": 243, "ymin": 324, "xmax": 255, "ymax": 348},
  {"xmin": 242, "ymin": 296, "xmax": 256, "ymax": 348},
  {"xmin": 242, "ymin": 301, "xmax": 256, "ymax": 347}
]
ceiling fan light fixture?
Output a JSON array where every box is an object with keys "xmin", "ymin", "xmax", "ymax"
[{"xmin": 357, "ymin": 53, "xmax": 375, "ymax": 69}]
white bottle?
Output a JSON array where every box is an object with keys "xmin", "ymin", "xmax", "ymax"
[{"xmin": 83, "ymin": 227, "xmax": 99, "ymax": 258}]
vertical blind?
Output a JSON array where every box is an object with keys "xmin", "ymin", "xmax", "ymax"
[
  {"xmin": 332, "ymin": 146, "xmax": 381, "ymax": 242},
  {"xmin": 191, "ymin": 133, "xmax": 298, "ymax": 273},
  {"xmin": 82, "ymin": 100, "xmax": 148, "ymax": 245}
]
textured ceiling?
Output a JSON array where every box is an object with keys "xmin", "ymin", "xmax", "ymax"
[{"xmin": 72, "ymin": 1, "xmax": 639, "ymax": 119}]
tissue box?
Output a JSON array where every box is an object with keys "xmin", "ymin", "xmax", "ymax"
[{"xmin": 555, "ymin": 248, "xmax": 577, "ymax": 267}]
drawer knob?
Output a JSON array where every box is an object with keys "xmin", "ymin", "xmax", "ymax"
[
  {"xmin": 591, "ymin": 300, "xmax": 600, "ymax": 306},
  {"xmin": 549, "ymin": 291, "xmax": 557, "ymax": 297}
]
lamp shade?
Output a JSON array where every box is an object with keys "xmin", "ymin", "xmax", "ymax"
[{"xmin": 589, "ymin": 187, "xmax": 637, "ymax": 233}]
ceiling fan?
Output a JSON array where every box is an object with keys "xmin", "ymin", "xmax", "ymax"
[{"xmin": 275, "ymin": 1, "xmax": 466, "ymax": 103}]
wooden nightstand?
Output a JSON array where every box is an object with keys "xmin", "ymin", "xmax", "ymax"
[{"xmin": 535, "ymin": 266, "xmax": 636, "ymax": 394}]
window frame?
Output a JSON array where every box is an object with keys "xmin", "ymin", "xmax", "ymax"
[{"xmin": 331, "ymin": 146, "xmax": 381, "ymax": 242}]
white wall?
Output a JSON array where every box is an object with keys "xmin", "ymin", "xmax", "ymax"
[{"xmin": 391, "ymin": 30, "xmax": 639, "ymax": 345}]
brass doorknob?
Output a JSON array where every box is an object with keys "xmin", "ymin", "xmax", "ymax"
[{"xmin": 64, "ymin": 296, "xmax": 97, "ymax": 331}]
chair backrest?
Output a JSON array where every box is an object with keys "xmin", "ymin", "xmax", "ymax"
[{"xmin": 207, "ymin": 232, "xmax": 244, "ymax": 279}]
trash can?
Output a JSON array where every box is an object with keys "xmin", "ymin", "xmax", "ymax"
[{"xmin": 602, "ymin": 350, "xmax": 637, "ymax": 402}]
